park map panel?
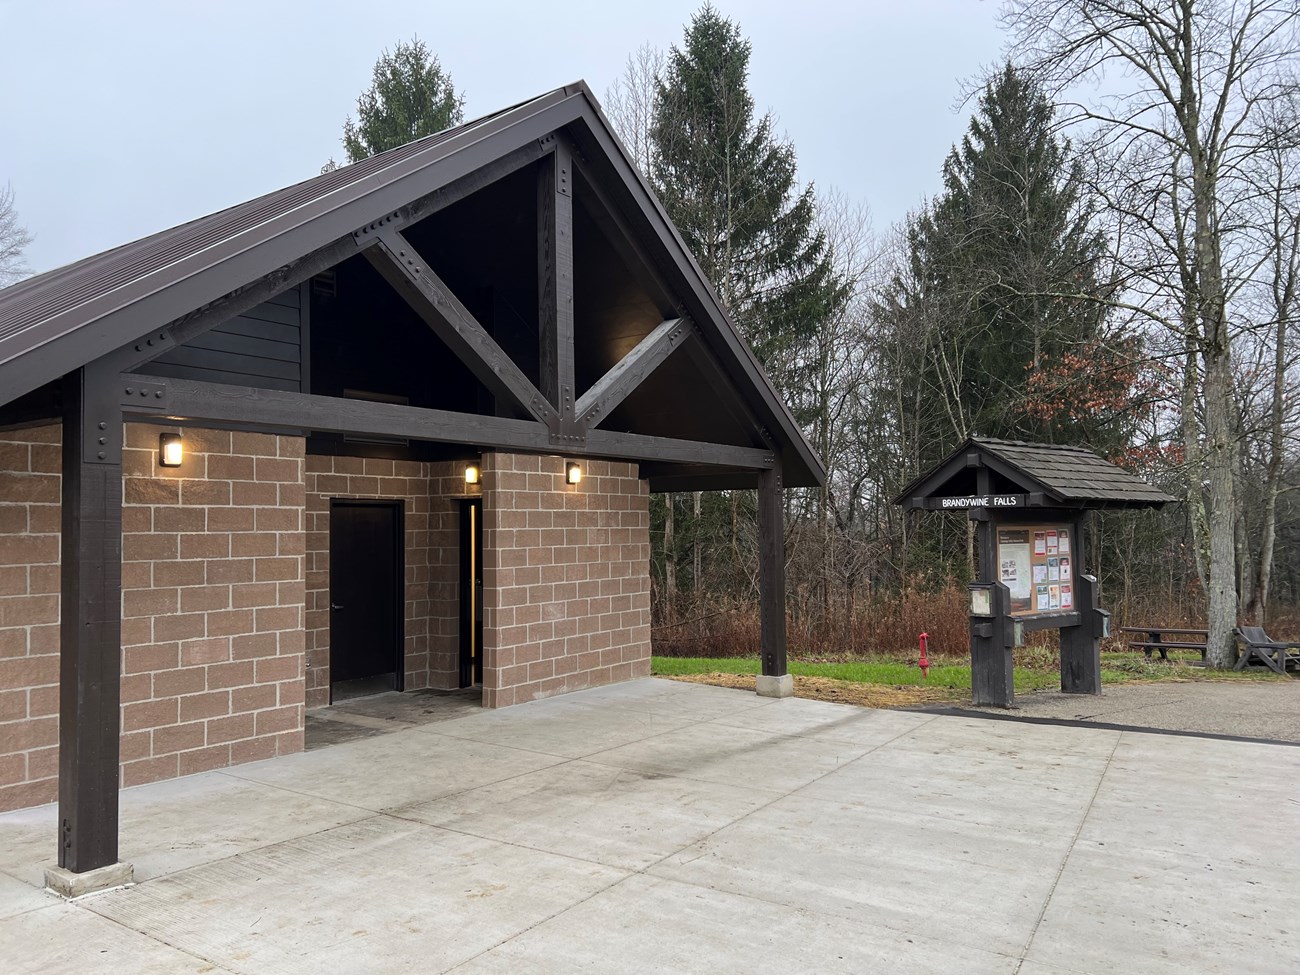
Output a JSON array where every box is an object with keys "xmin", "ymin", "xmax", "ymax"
[{"xmin": 997, "ymin": 525, "xmax": 1074, "ymax": 617}]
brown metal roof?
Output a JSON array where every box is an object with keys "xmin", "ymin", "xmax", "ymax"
[
  {"xmin": 0, "ymin": 92, "xmax": 558, "ymax": 362},
  {"xmin": 0, "ymin": 82, "xmax": 825, "ymax": 488},
  {"xmin": 895, "ymin": 437, "xmax": 1174, "ymax": 508}
]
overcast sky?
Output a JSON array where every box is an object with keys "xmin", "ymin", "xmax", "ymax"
[{"xmin": 0, "ymin": 0, "xmax": 1007, "ymax": 276}]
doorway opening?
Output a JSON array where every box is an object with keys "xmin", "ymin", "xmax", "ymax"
[
  {"xmin": 329, "ymin": 499, "xmax": 404, "ymax": 702},
  {"xmin": 459, "ymin": 498, "xmax": 484, "ymax": 688}
]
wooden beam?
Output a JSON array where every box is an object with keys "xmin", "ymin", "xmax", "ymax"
[
  {"xmin": 538, "ymin": 141, "xmax": 576, "ymax": 417},
  {"xmin": 575, "ymin": 318, "xmax": 691, "ymax": 429},
  {"xmin": 757, "ymin": 465, "xmax": 788, "ymax": 677},
  {"xmin": 58, "ymin": 365, "xmax": 124, "ymax": 873},
  {"xmin": 363, "ymin": 229, "xmax": 555, "ymax": 424},
  {"xmin": 120, "ymin": 374, "xmax": 777, "ymax": 470},
  {"xmin": 395, "ymin": 138, "xmax": 553, "ymax": 229}
]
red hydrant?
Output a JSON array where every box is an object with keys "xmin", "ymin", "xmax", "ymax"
[{"xmin": 918, "ymin": 632, "xmax": 930, "ymax": 679}]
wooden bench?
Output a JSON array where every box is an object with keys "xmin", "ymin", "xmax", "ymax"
[
  {"xmin": 1235, "ymin": 626, "xmax": 1300, "ymax": 675},
  {"xmin": 1118, "ymin": 626, "xmax": 1208, "ymax": 663}
]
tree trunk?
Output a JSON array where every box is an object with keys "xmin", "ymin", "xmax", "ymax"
[{"xmin": 664, "ymin": 492, "xmax": 676, "ymax": 619}]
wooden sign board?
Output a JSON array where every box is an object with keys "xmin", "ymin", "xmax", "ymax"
[
  {"xmin": 996, "ymin": 524, "xmax": 1075, "ymax": 617},
  {"xmin": 920, "ymin": 494, "xmax": 1028, "ymax": 511}
]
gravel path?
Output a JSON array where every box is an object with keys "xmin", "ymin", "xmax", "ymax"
[{"xmin": 958, "ymin": 679, "xmax": 1300, "ymax": 742}]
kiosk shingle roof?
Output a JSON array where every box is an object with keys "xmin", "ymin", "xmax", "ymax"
[
  {"xmin": 895, "ymin": 437, "xmax": 1175, "ymax": 509},
  {"xmin": 974, "ymin": 438, "xmax": 1174, "ymax": 505}
]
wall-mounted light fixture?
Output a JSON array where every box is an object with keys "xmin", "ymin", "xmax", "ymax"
[
  {"xmin": 464, "ymin": 463, "xmax": 480, "ymax": 485},
  {"xmin": 159, "ymin": 432, "xmax": 184, "ymax": 468},
  {"xmin": 566, "ymin": 461, "xmax": 582, "ymax": 485}
]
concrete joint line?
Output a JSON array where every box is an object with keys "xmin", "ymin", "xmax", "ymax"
[{"xmin": 1011, "ymin": 731, "xmax": 1124, "ymax": 974}]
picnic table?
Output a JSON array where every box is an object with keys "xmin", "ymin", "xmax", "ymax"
[{"xmin": 1118, "ymin": 626, "xmax": 1208, "ymax": 663}]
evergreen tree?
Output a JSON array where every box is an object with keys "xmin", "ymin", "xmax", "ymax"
[
  {"xmin": 340, "ymin": 38, "xmax": 464, "ymax": 164},
  {"xmin": 649, "ymin": 4, "xmax": 843, "ymax": 386},
  {"xmin": 881, "ymin": 63, "xmax": 1110, "ymax": 464}
]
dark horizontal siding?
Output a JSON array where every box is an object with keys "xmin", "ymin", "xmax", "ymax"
[{"xmin": 141, "ymin": 286, "xmax": 302, "ymax": 391}]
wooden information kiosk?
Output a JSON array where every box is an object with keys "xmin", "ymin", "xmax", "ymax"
[{"xmin": 896, "ymin": 438, "xmax": 1172, "ymax": 707}]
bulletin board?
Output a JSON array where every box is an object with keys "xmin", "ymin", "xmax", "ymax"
[{"xmin": 996, "ymin": 525, "xmax": 1076, "ymax": 617}]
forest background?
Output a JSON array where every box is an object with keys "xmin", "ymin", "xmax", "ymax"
[{"xmin": 4, "ymin": 1, "xmax": 1298, "ymax": 668}]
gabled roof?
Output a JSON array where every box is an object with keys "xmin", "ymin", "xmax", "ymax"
[
  {"xmin": 0, "ymin": 82, "xmax": 823, "ymax": 487},
  {"xmin": 895, "ymin": 437, "xmax": 1174, "ymax": 509}
]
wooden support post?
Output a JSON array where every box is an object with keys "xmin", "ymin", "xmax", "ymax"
[
  {"xmin": 756, "ymin": 465, "xmax": 791, "ymax": 697},
  {"xmin": 1061, "ymin": 516, "xmax": 1103, "ymax": 695},
  {"xmin": 538, "ymin": 140, "xmax": 576, "ymax": 421},
  {"xmin": 54, "ymin": 365, "xmax": 126, "ymax": 880}
]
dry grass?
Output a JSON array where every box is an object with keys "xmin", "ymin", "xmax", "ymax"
[{"xmin": 662, "ymin": 671, "xmax": 966, "ymax": 707}]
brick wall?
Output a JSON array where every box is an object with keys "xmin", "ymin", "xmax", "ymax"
[
  {"xmin": 118, "ymin": 424, "xmax": 306, "ymax": 787},
  {"xmin": 0, "ymin": 422, "xmax": 308, "ymax": 813},
  {"xmin": 480, "ymin": 453, "xmax": 652, "ymax": 708},
  {"xmin": 0, "ymin": 425, "xmax": 61, "ymax": 812},
  {"xmin": 304, "ymin": 456, "xmax": 463, "ymax": 709}
]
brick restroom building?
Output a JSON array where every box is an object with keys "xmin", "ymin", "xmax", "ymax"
[{"xmin": 0, "ymin": 83, "xmax": 823, "ymax": 893}]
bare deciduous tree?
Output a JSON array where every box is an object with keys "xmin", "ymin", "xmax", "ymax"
[
  {"xmin": 1000, "ymin": 0, "xmax": 1300, "ymax": 667},
  {"xmin": 0, "ymin": 184, "xmax": 34, "ymax": 288}
]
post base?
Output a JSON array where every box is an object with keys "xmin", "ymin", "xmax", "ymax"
[
  {"xmin": 755, "ymin": 674, "xmax": 794, "ymax": 699},
  {"xmin": 44, "ymin": 861, "xmax": 134, "ymax": 899}
]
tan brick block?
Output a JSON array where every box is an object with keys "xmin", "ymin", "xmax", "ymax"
[
  {"xmin": 123, "ymin": 644, "xmax": 179, "ymax": 674},
  {"xmin": 149, "ymin": 560, "xmax": 207, "ymax": 588},
  {"xmin": 0, "ymin": 594, "xmax": 59, "ymax": 627},
  {"xmin": 179, "ymin": 744, "xmax": 231, "ymax": 776},
  {"xmin": 151, "ymin": 506, "xmax": 206, "ymax": 533},
  {"xmin": 231, "ymin": 632, "xmax": 278, "ymax": 660},
  {"xmin": 233, "ymin": 481, "xmax": 278, "ymax": 506},
  {"xmin": 231, "ymin": 582, "xmax": 278, "ymax": 608},
  {"xmin": 152, "ymin": 668, "xmax": 207, "ymax": 698},
  {"xmin": 181, "ymin": 479, "xmax": 231, "ymax": 506},
  {"xmin": 122, "ymin": 754, "xmax": 179, "ymax": 788},
  {"xmin": 229, "ymin": 736, "xmax": 278, "ymax": 765},
  {"xmin": 124, "ymin": 477, "xmax": 179, "ymax": 505},
  {"xmin": 206, "ymin": 454, "xmax": 255, "ymax": 480},
  {"xmin": 206, "ymin": 661, "xmax": 255, "ymax": 690},
  {"xmin": 153, "ymin": 612, "xmax": 206, "ymax": 643},
  {"xmin": 254, "ymin": 706, "xmax": 299, "ymax": 737},
  {"xmin": 179, "ymin": 690, "xmax": 231, "ymax": 721},
  {"xmin": 207, "ymin": 559, "xmax": 255, "ymax": 585},
  {"xmin": 120, "ymin": 672, "xmax": 153, "ymax": 704},
  {"xmin": 152, "ymin": 720, "xmax": 207, "ymax": 754},
  {"xmin": 0, "ymin": 533, "xmax": 58, "ymax": 567},
  {"xmin": 231, "ymin": 684, "xmax": 277, "ymax": 712},
  {"xmin": 179, "ymin": 532, "xmax": 229, "ymax": 560},
  {"xmin": 231, "ymin": 431, "xmax": 278, "ymax": 456},
  {"xmin": 123, "ymin": 698, "xmax": 179, "ymax": 733},
  {"xmin": 254, "ymin": 558, "xmax": 299, "ymax": 583},
  {"xmin": 207, "ymin": 712, "xmax": 255, "ymax": 744},
  {"xmin": 207, "ymin": 609, "xmax": 255, "ymax": 637},
  {"xmin": 255, "ymin": 605, "xmax": 300, "ymax": 632},
  {"xmin": 254, "ymin": 656, "xmax": 299, "ymax": 684},
  {"xmin": 179, "ymin": 584, "xmax": 231, "ymax": 613}
]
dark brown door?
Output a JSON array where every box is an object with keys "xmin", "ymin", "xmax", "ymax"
[
  {"xmin": 330, "ymin": 500, "xmax": 403, "ymax": 697},
  {"xmin": 459, "ymin": 499, "xmax": 483, "ymax": 687}
]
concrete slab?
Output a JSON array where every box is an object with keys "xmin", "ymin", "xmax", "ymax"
[
  {"xmin": 584, "ymin": 719, "xmax": 874, "ymax": 793},
  {"xmin": 705, "ymin": 693, "xmax": 936, "ymax": 746},
  {"xmin": 0, "ymin": 679, "xmax": 1294, "ymax": 974},
  {"xmin": 85, "ymin": 816, "xmax": 624, "ymax": 975},
  {"xmin": 399, "ymin": 759, "xmax": 780, "ymax": 870},
  {"xmin": 422, "ymin": 697, "xmax": 697, "ymax": 759},
  {"xmin": 1023, "ymin": 842, "xmax": 1300, "ymax": 974},
  {"xmin": 225, "ymin": 725, "xmax": 564, "ymax": 810},
  {"xmin": 0, "ymin": 870, "xmax": 57, "ymax": 919},
  {"xmin": 0, "ymin": 769, "xmax": 369, "ymax": 888},
  {"xmin": 649, "ymin": 792, "xmax": 1071, "ymax": 957},
  {"xmin": 454, "ymin": 872, "xmax": 1020, "ymax": 974},
  {"xmin": 1, "ymin": 902, "xmax": 232, "ymax": 974}
]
